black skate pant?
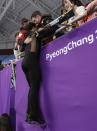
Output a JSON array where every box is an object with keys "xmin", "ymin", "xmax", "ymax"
[{"xmin": 22, "ymin": 52, "xmax": 41, "ymax": 120}]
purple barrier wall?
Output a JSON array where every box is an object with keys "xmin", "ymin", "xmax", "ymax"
[
  {"xmin": 39, "ymin": 17, "xmax": 97, "ymax": 131},
  {"xmin": 0, "ymin": 65, "xmax": 12, "ymax": 115},
  {"xmin": 0, "ymin": 18, "xmax": 97, "ymax": 131},
  {"xmin": 15, "ymin": 17, "xmax": 97, "ymax": 131}
]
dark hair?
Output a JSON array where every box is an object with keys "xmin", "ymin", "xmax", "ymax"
[
  {"xmin": 27, "ymin": 22, "xmax": 36, "ymax": 30},
  {"xmin": 0, "ymin": 113, "xmax": 12, "ymax": 131},
  {"xmin": 62, "ymin": 0, "xmax": 65, "ymax": 6},
  {"xmin": 14, "ymin": 32, "xmax": 19, "ymax": 38},
  {"xmin": 69, "ymin": 0, "xmax": 83, "ymax": 6},
  {"xmin": 31, "ymin": 11, "xmax": 42, "ymax": 19},
  {"xmin": 21, "ymin": 18, "xmax": 29, "ymax": 25}
]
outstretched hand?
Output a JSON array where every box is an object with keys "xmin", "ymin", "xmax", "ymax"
[{"xmin": 24, "ymin": 37, "xmax": 32, "ymax": 44}]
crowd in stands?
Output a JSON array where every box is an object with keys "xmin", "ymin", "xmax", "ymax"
[
  {"xmin": 13, "ymin": 0, "xmax": 97, "ymax": 60},
  {"xmin": 0, "ymin": 0, "xmax": 97, "ymax": 128}
]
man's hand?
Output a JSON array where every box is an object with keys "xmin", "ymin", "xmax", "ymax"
[
  {"xmin": 24, "ymin": 37, "xmax": 32, "ymax": 44},
  {"xmin": 38, "ymin": 27, "xmax": 44, "ymax": 32}
]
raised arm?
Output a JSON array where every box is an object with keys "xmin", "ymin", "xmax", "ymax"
[{"xmin": 86, "ymin": 0, "xmax": 97, "ymax": 13}]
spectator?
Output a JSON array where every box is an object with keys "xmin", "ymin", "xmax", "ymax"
[
  {"xmin": 70, "ymin": 0, "xmax": 86, "ymax": 16},
  {"xmin": 62, "ymin": 0, "xmax": 73, "ymax": 11},
  {"xmin": 21, "ymin": 18, "xmax": 29, "ymax": 29},
  {"xmin": 31, "ymin": 11, "xmax": 57, "ymax": 45},
  {"xmin": 78, "ymin": 0, "xmax": 97, "ymax": 26},
  {"xmin": 31, "ymin": 11, "xmax": 52, "ymax": 28},
  {"xmin": 17, "ymin": 18, "xmax": 29, "ymax": 52},
  {"xmin": 62, "ymin": 0, "xmax": 86, "ymax": 30},
  {"xmin": 62, "ymin": 0, "xmax": 85, "ymax": 13},
  {"xmin": 0, "ymin": 113, "xmax": 12, "ymax": 131}
]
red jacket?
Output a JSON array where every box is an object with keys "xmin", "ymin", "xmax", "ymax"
[{"xmin": 17, "ymin": 30, "xmax": 28, "ymax": 40}]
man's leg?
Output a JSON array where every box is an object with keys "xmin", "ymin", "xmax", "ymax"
[
  {"xmin": 25, "ymin": 53, "xmax": 45, "ymax": 125},
  {"xmin": 28, "ymin": 63, "xmax": 41, "ymax": 118},
  {"xmin": 22, "ymin": 53, "xmax": 33, "ymax": 115}
]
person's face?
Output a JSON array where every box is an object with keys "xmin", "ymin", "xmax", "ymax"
[
  {"xmin": 23, "ymin": 21, "xmax": 29, "ymax": 28},
  {"xmin": 63, "ymin": 0, "xmax": 73, "ymax": 11},
  {"xmin": 31, "ymin": 15, "xmax": 41, "ymax": 24}
]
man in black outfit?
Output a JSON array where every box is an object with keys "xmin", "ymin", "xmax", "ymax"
[
  {"xmin": 21, "ymin": 23, "xmax": 45, "ymax": 125},
  {"xmin": 31, "ymin": 11, "xmax": 64, "ymax": 45},
  {"xmin": 31, "ymin": 11, "xmax": 52, "ymax": 28},
  {"xmin": 31, "ymin": 11, "xmax": 57, "ymax": 45},
  {"xmin": 22, "ymin": 11, "xmax": 56, "ymax": 126}
]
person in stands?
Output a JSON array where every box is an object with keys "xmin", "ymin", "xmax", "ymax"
[
  {"xmin": 31, "ymin": 11, "xmax": 52, "ymax": 29},
  {"xmin": 21, "ymin": 18, "xmax": 29, "ymax": 29},
  {"xmin": 62, "ymin": 0, "xmax": 86, "ymax": 29},
  {"xmin": 78, "ymin": 0, "xmax": 97, "ymax": 26},
  {"xmin": 17, "ymin": 18, "xmax": 29, "ymax": 52},
  {"xmin": 31, "ymin": 11, "xmax": 58, "ymax": 46},
  {"xmin": 63, "ymin": 0, "xmax": 86, "ymax": 16}
]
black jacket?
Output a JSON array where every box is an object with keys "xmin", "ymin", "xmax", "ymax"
[
  {"xmin": 37, "ymin": 15, "xmax": 57, "ymax": 45},
  {"xmin": 37, "ymin": 15, "xmax": 53, "ymax": 28},
  {"xmin": 37, "ymin": 15, "xmax": 64, "ymax": 45}
]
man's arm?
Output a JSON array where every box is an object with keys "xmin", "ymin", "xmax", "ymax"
[
  {"xmin": 43, "ymin": 15, "xmax": 53, "ymax": 26},
  {"xmin": 24, "ymin": 37, "xmax": 32, "ymax": 44},
  {"xmin": 86, "ymin": 0, "xmax": 97, "ymax": 13}
]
